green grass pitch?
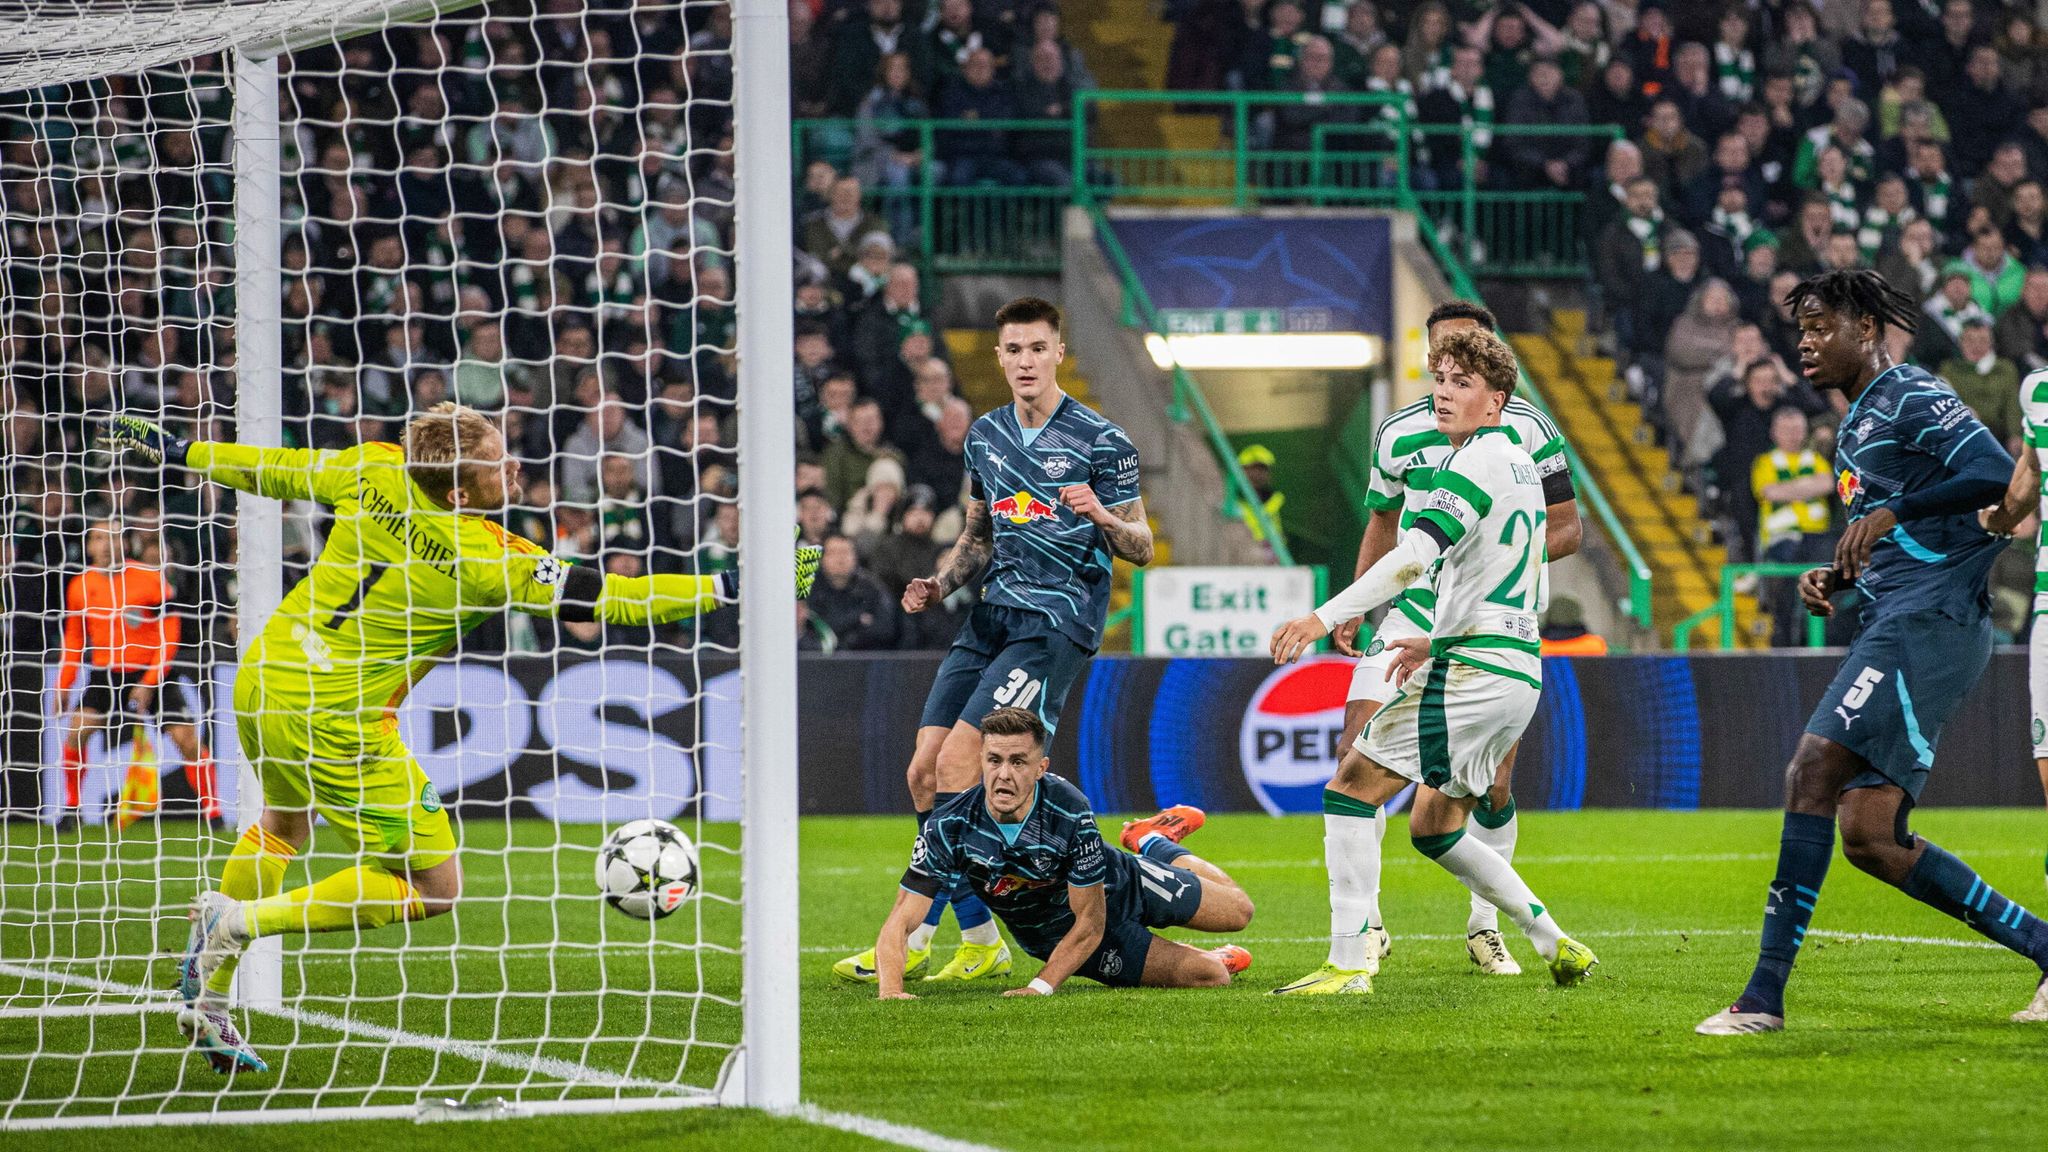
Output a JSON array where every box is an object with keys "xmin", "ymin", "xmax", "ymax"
[{"xmin": 5, "ymin": 808, "xmax": 2048, "ymax": 1151}]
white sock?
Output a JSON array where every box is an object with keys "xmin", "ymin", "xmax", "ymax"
[
  {"xmin": 1465, "ymin": 808, "xmax": 1517, "ymax": 935},
  {"xmin": 1325, "ymin": 811, "xmax": 1382, "ymax": 970},
  {"xmin": 1373, "ymin": 806, "xmax": 1389, "ymax": 938},
  {"xmin": 1430, "ymin": 832, "xmax": 1563, "ymax": 962},
  {"xmin": 906, "ymin": 922, "xmax": 937, "ymax": 952},
  {"xmin": 960, "ymin": 920, "xmax": 1001, "ymax": 946}
]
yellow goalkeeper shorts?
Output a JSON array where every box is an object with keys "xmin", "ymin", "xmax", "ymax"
[{"xmin": 232, "ymin": 670, "xmax": 457, "ymax": 870}]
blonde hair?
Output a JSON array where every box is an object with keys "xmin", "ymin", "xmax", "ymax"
[
  {"xmin": 1430, "ymin": 328, "xmax": 1519, "ymax": 397},
  {"xmin": 403, "ymin": 401, "xmax": 499, "ymax": 504}
]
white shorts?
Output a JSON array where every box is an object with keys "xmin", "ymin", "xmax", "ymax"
[
  {"xmin": 1347, "ymin": 602, "xmax": 1429, "ymax": 706},
  {"xmin": 1354, "ymin": 654, "xmax": 1541, "ymax": 799},
  {"xmin": 2031, "ymin": 617, "xmax": 2048, "ymax": 759}
]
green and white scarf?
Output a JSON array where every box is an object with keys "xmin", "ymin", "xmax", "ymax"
[{"xmin": 1713, "ymin": 42, "xmax": 1755, "ymax": 101}]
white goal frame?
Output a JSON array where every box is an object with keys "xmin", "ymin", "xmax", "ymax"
[{"xmin": 1, "ymin": 0, "xmax": 799, "ymax": 1126}]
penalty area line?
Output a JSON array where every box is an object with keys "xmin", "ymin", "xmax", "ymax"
[{"xmin": 0, "ymin": 961, "xmax": 694, "ymax": 1094}]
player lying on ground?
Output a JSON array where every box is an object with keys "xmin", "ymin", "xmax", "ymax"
[
  {"xmin": 835, "ymin": 296, "xmax": 1152, "ymax": 986},
  {"xmin": 1326, "ymin": 299, "xmax": 1582, "ymax": 978},
  {"xmin": 56, "ymin": 518, "xmax": 222, "ymax": 830},
  {"xmin": 1698, "ymin": 270, "xmax": 2048, "ymax": 1035},
  {"xmin": 872, "ymin": 707, "xmax": 1252, "ymax": 997},
  {"xmin": 1265, "ymin": 328, "xmax": 1597, "ymax": 997},
  {"xmin": 1979, "ymin": 369, "xmax": 2048, "ymax": 880},
  {"xmin": 104, "ymin": 406, "xmax": 820, "ymax": 1074}
]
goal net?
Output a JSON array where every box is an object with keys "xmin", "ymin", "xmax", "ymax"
[{"xmin": 0, "ymin": 0, "xmax": 798, "ymax": 1127}]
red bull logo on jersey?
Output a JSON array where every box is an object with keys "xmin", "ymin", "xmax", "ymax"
[
  {"xmin": 991, "ymin": 489, "xmax": 1059, "ymax": 525},
  {"xmin": 988, "ymin": 872, "xmax": 1056, "ymax": 898},
  {"xmin": 1238, "ymin": 656, "xmax": 1354, "ymax": 814},
  {"xmin": 1837, "ymin": 469, "xmax": 1861, "ymax": 505}
]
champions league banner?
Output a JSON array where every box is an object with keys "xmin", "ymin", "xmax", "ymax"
[
  {"xmin": 36, "ymin": 651, "xmax": 2040, "ymax": 822},
  {"xmin": 1104, "ymin": 215, "xmax": 1395, "ymax": 339}
]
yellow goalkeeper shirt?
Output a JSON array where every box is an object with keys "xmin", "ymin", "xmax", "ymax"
[{"xmin": 189, "ymin": 441, "xmax": 718, "ymax": 724}]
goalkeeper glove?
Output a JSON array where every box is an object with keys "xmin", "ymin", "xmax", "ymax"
[
  {"xmin": 102, "ymin": 415, "xmax": 190, "ymax": 467},
  {"xmin": 713, "ymin": 545, "xmax": 822, "ymax": 601},
  {"xmin": 795, "ymin": 543, "xmax": 822, "ymax": 599}
]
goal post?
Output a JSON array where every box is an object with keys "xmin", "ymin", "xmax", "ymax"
[
  {"xmin": 230, "ymin": 44, "xmax": 285, "ymax": 1015},
  {"xmin": 1, "ymin": 0, "xmax": 797, "ymax": 1127},
  {"xmin": 730, "ymin": 0, "xmax": 800, "ymax": 1114}
]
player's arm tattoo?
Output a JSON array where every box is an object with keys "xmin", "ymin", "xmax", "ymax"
[
  {"xmin": 932, "ymin": 498, "xmax": 993, "ymax": 597},
  {"xmin": 1102, "ymin": 497, "xmax": 1154, "ymax": 566}
]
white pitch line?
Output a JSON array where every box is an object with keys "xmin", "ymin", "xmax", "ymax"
[
  {"xmin": 798, "ymin": 1104, "xmax": 1010, "ymax": 1152},
  {"xmin": 0, "ymin": 969, "xmax": 1008, "ymax": 1152},
  {"xmin": 0, "ymin": 961, "xmax": 697, "ymax": 1094}
]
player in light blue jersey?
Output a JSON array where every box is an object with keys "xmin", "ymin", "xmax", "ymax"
[
  {"xmin": 1698, "ymin": 270, "xmax": 2048, "ymax": 1035},
  {"xmin": 834, "ymin": 297, "xmax": 1154, "ymax": 988}
]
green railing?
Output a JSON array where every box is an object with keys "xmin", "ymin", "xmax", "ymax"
[
  {"xmin": 1083, "ymin": 198, "xmax": 1292, "ymax": 564},
  {"xmin": 1395, "ymin": 181, "xmax": 1654, "ymax": 629},
  {"xmin": 1672, "ymin": 563, "xmax": 1830, "ymax": 651},
  {"xmin": 794, "ymin": 93, "xmax": 1619, "ymax": 279},
  {"xmin": 793, "ymin": 117, "xmax": 1069, "ymax": 278},
  {"xmin": 1407, "ymin": 122, "xmax": 1623, "ymax": 277}
]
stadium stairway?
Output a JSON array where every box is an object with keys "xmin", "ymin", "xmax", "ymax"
[
  {"xmin": 1064, "ymin": 0, "xmax": 1229, "ymax": 194},
  {"xmin": 1511, "ymin": 311, "xmax": 1767, "ymax": 648},
  {"xmin": 945, "ymin": 328, "xmax": 1171, "ymax": 652}
]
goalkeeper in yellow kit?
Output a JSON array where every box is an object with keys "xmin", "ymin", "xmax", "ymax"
[{"xmin": 104, "ymin": 405, "xmax": 819, "ymax": 1075}]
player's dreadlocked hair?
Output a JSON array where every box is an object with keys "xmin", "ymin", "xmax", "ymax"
[{"xmin": 1782, "ymin": 269, "xmax": 1920, "ymax": 337}]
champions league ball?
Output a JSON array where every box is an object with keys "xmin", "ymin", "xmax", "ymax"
[{"xmin": 596, "ymin": 819, "xmax": 700, "ymax": 920}]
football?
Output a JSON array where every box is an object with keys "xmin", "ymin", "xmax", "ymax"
[{"xmin": 595, "ymin": 819, "xmax": 700, "ymax": 920}]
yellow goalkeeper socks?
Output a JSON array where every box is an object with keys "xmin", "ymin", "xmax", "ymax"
[
  {"xmin": 204, "ymin": 825, "xmax": 296, "ymax": 1000},
  {"xmin": 245, "ymin": 864, "xmax": 426, "ymax": 938}
]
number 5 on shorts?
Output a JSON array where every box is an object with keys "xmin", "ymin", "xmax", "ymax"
[
  {"xmin": 1843, "ymin": 666, "xmax": 1885, "ymax": 708},
  {"xmin": 992, "ymin": 669, "xmax": 1043, "ymax": 710}
]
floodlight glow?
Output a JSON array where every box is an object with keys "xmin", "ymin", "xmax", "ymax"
[{"xmin": 1144, "ymin": 332, "xmax": 1378, "ymax": 370}]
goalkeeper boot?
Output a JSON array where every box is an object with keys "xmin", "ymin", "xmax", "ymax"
[
  {"xmin": 833, "ymin": 945, "xmax": 929, "ymax": 984},
  {"xmin": 1118, "ymin": 805, "xmax": 1206, "ymax": 853},
  {"xmin": 924, "ymin": 939, "xmax": 1012, "ymax": 982},
  {"xmin": 178, "ymin": 891, "xmax": 248, "ymax": 1008},
  {"xmin": 177, "ymin": 1005, "xmax": 268, "ymax": 1075},
  {"xmin": 1270, "ymin": 963, "xmax": 1373, "ymax": 996},
  {"xmin": 1547, "ymin": 936, "xmax": 1598, "ymax": 987}
]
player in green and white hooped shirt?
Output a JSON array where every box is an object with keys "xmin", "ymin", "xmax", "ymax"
[
  {"xmin": 1268, "ymin": 328, "xmax": 1598, "ymax": 996},
  {"xmin": 1978, "ymin": 365, "xmax": 2048, "ymax": 886},
  {"xmin": 1329, "ymin": 302, "xmax": 1582, "ymax": 977}
]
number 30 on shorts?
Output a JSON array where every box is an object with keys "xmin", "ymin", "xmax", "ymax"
[{"xmin": 992, "ymin": 669, "xmax": 1044, "ymax": 710}]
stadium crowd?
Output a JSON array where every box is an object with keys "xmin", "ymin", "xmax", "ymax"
[
  {"xmin": 9, "ymin": 0, "xmax": 2048, "ymax": 727},
  {"xmin": 1152, "ymin": 0, "xmax": 2048, "ymax": 643},
  {"xmin": 0, "ymin": 0, "xmax": 1120, "ymax": 685}
]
